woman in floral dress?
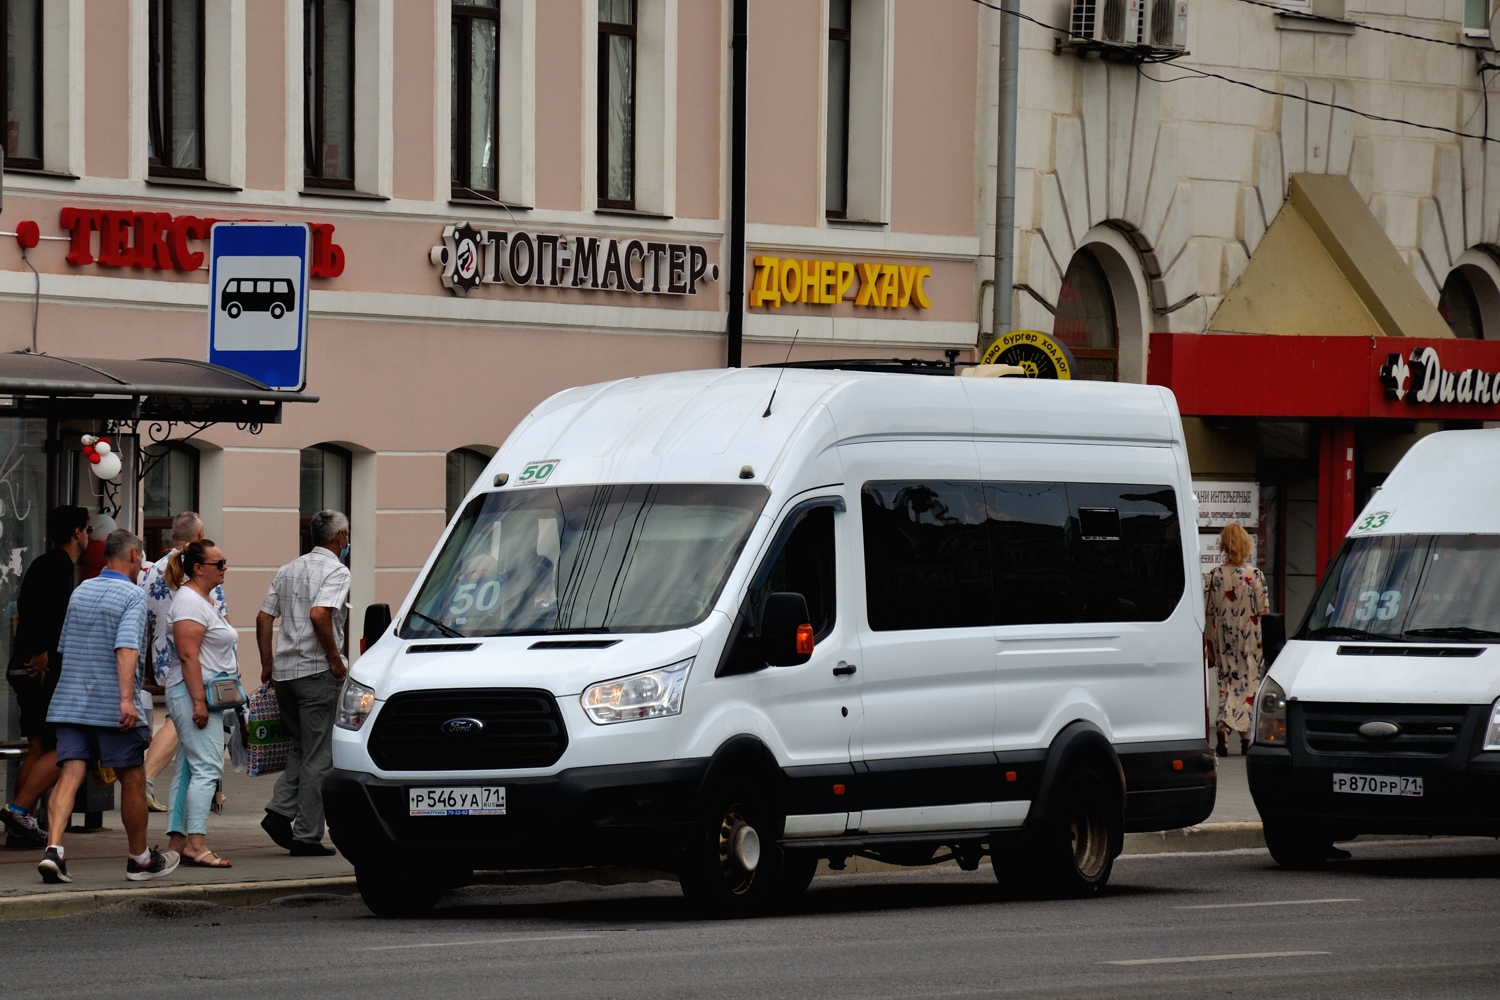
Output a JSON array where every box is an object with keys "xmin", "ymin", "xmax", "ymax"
[{"xmin": 1205, "ymin": 522, "xmax": 1271, "ymax": 756}]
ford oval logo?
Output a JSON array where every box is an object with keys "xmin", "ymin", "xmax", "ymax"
[
  {"xmin": 1358, "ymin": 721, "xmax": 1401, "ymax": 740},
  {"xmin": 441, "ymin": 717, "xmax": 485, "ymax": 735}
]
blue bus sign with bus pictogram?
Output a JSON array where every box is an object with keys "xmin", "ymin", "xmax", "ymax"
[{"xmin": 208, "ymin": 222, "xmax": 311, "ymax": 391}]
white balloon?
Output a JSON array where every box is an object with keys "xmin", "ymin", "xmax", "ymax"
[
  {"xmin": 80, "ymin": 435, "xmax": 96, "ymax": 446},
  {"xmin": 93, "ymin": 440, "xmax": 112, "ymax": 456},
  {"xmin": 92, "ymin": 452, "xmax": 122, "ymax": 480}
]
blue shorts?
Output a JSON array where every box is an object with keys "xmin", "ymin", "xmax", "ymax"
[{"xmin": 54, "ymin": 724, "xmax": 150, "ymax": 769}]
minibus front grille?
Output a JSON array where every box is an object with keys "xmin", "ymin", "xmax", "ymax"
[
  {"xmin": 369, "ymin": 689, "xmax": 568, "ymax": 771},
  {"xmin": 1300, "ymin": 703, "xmax": 1468, "ymax": 757}
]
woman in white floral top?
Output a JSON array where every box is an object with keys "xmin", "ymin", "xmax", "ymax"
[{"xmin": 1205, "ymin": 522, "xmax": 1271, "ymax": 757}]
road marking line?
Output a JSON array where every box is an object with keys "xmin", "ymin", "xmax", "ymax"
[
  {"xmin": 358, "ymin": 933, "xmax": 598, "ymax": 952},
  {"xmin": 1104, "ymin": 951, "xmax": 1330, "ymax": 966},
  {"xmin": 1176, "ymin": 897, "xmax": 1361, "ymax": 910}
]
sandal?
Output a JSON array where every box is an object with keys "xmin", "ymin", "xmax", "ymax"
[{"xmin": 183, "ymin": 850, "xmax": 232, "ymax": 868}]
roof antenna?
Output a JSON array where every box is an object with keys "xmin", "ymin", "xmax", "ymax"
[{"xmin": 762, "ymin": 328, "xmax": 799, "ymax": 418}]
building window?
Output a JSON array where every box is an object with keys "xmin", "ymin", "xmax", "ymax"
[
  {"xmin": 3, "ymin": 0, "xmax": 41, "ymax": 170},
  {"xmin": 142, "ymin": 443, "xmax": 199, "ymax": 560},
  {"xmin": 446, "ymin": 447, "xmax": 492, "ymax": 521},
  {"xmin": 452, "ymin": 1, "xmax": 500, "ymax": 200},
  {"xmin": 825, "ymin": 0, "xmax": 852, "ymax": 219},
  {"xmin": 597, "ymin": 0, "xmax": 635, "ymax": 209},
  {"xmin": 148, "ymin": 0, "xmax": 205, "ymax": 179},
  {"xmin": 305, "ymin": 0, "xmax": 355, "ymax": 188},
  {"xmin": 1054, "ymin": 250, "xmax": 1119, "ymax": 382},
  {"xmin": 1439, "ymin": 269, "xmax": 1484, "ymax": 339},
  {"xmin": 1466, "ymin": 0, "xmax": 1491, "ymax": 31},
  {"xmin": 300, "ymin": 443, "xmax": 351, "ymax": 554}
]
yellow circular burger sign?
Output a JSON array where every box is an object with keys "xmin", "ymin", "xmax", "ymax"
[{"xmin": 979, "ymin": 330, "xmax": 1075, "ymax": 380}]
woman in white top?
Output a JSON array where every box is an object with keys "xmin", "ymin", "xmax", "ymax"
[{"xmin": 165, "ymin": 540, "xmax": 237, "ymax": 868}]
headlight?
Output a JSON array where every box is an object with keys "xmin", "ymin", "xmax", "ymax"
[
  {"xmin": 581, "ymin": 658, "xmax": 693, "ymax": 725},
  {"xmin": 1484, "ymin": 699, "xmax": 1500, "ymax": 751},
  {"xmin": 1254, "ymin": 676, "xmax": 1288, "ymax": 746},
  {"xmin": 336, "ymin": 678, "xmax": 377, "ymax": 731}
]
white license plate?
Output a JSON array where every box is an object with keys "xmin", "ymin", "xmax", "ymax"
[
  {"xmin": 1332, "ymin": 773, "xmax": 1423, "ymax": 797},
  {"xmin": 408, "ymin": 786, "xmax": 507, "ymax": 816}
]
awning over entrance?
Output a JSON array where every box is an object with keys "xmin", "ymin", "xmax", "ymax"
[{"xmin": 0, "ymin": 353, "xmax": 318, "ymax": 424}]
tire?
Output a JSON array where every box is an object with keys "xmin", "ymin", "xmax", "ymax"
[
  {"xmin": 270, "ymin": 303, "xmax": 285, "ymax": 319},
  {"xmin": 355, "ymin": 864, "xmax": 442, "ymax": 918},
  {"xmin": 1263, "ymin": 815, "xmax": 1341, "ymax": 870},
  {"xmin": 679, "ymin": 775, "xmax": 783, "ymax": 918},
  {"xmin": 776, "ymin": 851, "xmax": 819, "ymax": 902},
  {"xmin": 996, "ymin": 763, "xmax": 1120, "ymax": 899},
  {"xmin": 226, "ymin": 302, "xmax": 242, "ymax": 318}
]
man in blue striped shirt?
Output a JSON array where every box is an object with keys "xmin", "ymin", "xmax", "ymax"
[{"xmin": 38, "ymin": 529, "xmax": 180, "ymax": 884}]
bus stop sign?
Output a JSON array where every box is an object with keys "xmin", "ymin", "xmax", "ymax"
[{"xmin": 208, "ymin": 222, "xmax": 311, "ymax": 391}]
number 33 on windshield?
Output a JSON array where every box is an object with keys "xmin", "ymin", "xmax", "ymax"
[{"xmin": 1354, "ymin": 589, "xmax": 1402, "ymax": 622}]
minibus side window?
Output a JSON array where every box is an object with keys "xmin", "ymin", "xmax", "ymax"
[
  {"xmin": 861, "ymin": 481, "xmax": 991, "ymax": 631},
  {"xmin": 751, "ymin": 505, "xmax": 836, "ymax": 639},
  {"xmin": 1066, "ymin": 483, "xmax": 1183, "ymax": 623},
  {"xmin": 985, "ymin": 482, "xmax": 1072, "ymax": 625}
]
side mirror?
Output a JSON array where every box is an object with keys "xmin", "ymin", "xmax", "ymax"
[
  {"xmin": 1261, "ymin": 612, "xmax": 1286, "ymax": 666},
  {"xmin": 361, "ymin": 603, "xmax": 392, "ymax": 654},
  {"xmin": 762, "ymin": 592, "xmax": 814, "ymax": 667}
]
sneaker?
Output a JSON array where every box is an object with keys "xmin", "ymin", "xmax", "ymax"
[
  {"xmin": 38, "ymin": 847, "xmax": 70, "ymax": 884},
  {"xmin": 2, "ymin": 805, "xmax": 48, "ymax": 846},
  {"xmin": 260, "ymin": 810, "xmax": 295, "ymax": 850},
  {"xmin": 126, "ymin": 847, "xmax": 181, "ymax": 882}
]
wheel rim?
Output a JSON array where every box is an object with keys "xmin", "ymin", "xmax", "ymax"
[
  {"xmin": 716, "ymin": 807, "xmax": 760, "ymax": 895},
  {"xmin": 1068, "ymin": 789, "xmax": 1110, "ymax": 880}
]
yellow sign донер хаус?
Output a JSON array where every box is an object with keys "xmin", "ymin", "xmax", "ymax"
[{"xmin": 749, "ymin": 256, "xmax": 932, "ymax": 309}]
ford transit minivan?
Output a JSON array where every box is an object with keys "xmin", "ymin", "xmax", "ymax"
[
  {"xmin": 1248, "ymin": 428, "xmax": 1500, "ymax": 868},
  {"xmin": 325, "ymin": 368, "xmax": 1215, "ymax": 916}
]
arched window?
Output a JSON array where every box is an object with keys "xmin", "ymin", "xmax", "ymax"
[
  {"xmin": 300, "ymin": 443, "xmax": 351, "ymax": 554},
  {"xmin": 447, "ymin": 447, "xmax": 493, "ymax": 521},
  {"xmin": 1053, "ymin": 249, "xmax": 1119, "ymax": 382},
  {"xmin": 1439, "ymin": 268, "xmax": 1484, "ymax": 339},
  {"xmin": 142, "ymin": 443, "xmax": 199, "ymax": 559}
]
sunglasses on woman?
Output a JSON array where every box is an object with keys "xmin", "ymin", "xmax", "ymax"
[{"xmin": 206, "ymin": 559, "xmax": 228, "ymax": 571}]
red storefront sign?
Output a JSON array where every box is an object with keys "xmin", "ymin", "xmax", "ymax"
[
  {"xmin": 1148, "ymin": 333, "xmax": 1500, "ymax": 421},
  {"xmin": 58, "ymin": 208, "xmax": 346, "ymax": 278}
]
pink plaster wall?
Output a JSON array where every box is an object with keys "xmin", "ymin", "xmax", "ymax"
[
  {"xmin": 889, "ymin": 0, "xmax": 978, "ymax": 236},
  {"xmin": 534, "ymin": 2, "xmax": 584, "ymax": 210},
  {"xmin": 85, "ymin": 2, "xmax": 131, "ymax": 179},
  {"xmin": 392, "ymin": 2, "xmax": 436, "ymax": 202},
  {"xmin": 376, "ymin": 454, "xmax": 446, "ymax": 511},
  {"xmin": 376, "ymin": 511, "xmax": 448, "ymax": 568},
  {"xmin": 675, "ymin": 1, "xmax": 722, "ymax": 221},
  {"xmin": 244, "ymin": 3, "xmax": 287, "ymax": 191},
  {"xmin": 221, "ymin": 449, "xmax": 302, "ymax": 511},
  {"xmin": 746, "ymin": 0, "xmax": 820, "ymax": 227}
]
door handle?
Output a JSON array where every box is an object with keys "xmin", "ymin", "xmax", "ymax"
[{"xmin": 832, "ymin": 662, "xmax": 857, "ymax": 677}]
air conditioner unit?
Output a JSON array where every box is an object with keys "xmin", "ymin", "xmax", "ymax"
[
  {"xmin": 1069, "ymin": 0, "xmax": 1143, "ymax": 47},
  {"xmin": 1144, "ymin": 0, "xmax": 1189, "ymax": 51}
]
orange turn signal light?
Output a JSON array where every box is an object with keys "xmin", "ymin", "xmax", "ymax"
[
  {"xmin": 1172, "ymin": 759, "xmax": 1184, "ymax": 771},
  {"xmin": 832, "ymin": 783, "xmax": 846, "ymax": 796},
  {"xmin": 1005, "ymin": 771, "xmax": 1017, "ymax": 783},
  {"xmin": 795, "ymin": 623, "xmax": 815, "ymax": 655}
]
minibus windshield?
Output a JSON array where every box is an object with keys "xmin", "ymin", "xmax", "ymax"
[
  {"xmin": 1300, "ymin": 534, "xmax": 1500, "ymax": 642},
  {"xmin": 398, "ymin": 483, "xmax": 769, "ymax": 638}
]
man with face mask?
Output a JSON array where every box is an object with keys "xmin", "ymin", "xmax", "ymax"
[{"xmin": 254, "ymin": 509, "xmax": 351, "ymax": 856}]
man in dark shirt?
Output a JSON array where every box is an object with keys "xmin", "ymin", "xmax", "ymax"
[{"xmin": 2, "ymin": 506, "xmax": 89, "ymax": 847}]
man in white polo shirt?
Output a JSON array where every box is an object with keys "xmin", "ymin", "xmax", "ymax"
[{"xmin": 255, "ymin": 509, "xmax": 350, "ymax": 856}]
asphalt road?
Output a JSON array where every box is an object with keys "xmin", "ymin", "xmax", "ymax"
[{"xmin": 5, "ymin": 839, "xmax": 1499, "ymax": 999}]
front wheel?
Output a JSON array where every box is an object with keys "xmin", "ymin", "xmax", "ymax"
[
  {"xmin": 270, "ymin": 303, "xmax": 286, "ymax": 319},
  {"xmin": 225, "ymin": 302, "xmax": 242, "ymax": 318},
  {"xmin": 679, "ymin": 776, "xmax": 783, "ymax": 918},
  {"xmin": 355, "ymin": 864, "xmax": 442, "ymax": 918},
  {"xmin": 1263, "ymin": 815, "xmax": 1345, "ymax": 870}
]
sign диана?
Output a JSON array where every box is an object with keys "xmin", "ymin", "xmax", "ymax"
[{"xmin": 749, "ymin": 256, "xmax": 931, "ymax": 309}]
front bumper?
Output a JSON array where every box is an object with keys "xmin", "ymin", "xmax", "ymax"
[
  {"xmin": 324, "ymin": 758, "xmax": 710, "ymax": 871},
  {"xmin": 1247, "ymin": 749, "xmax": 1500, "ymax": 836}
]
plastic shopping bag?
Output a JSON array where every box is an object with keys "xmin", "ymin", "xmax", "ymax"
[{"xmin": 245, "ymin": 684, "xmax": 291, "ymax": 777}]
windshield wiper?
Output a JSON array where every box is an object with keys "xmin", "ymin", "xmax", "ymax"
[
  {"xmin": 1402, "ymin": 626, "xmax": 1500, "ymax": 641},
  {"xmin": 1303, "ymin": 626, "xmax": 1397, "ymax": 641},
  {"xmin": 497, "ymin": 627, "xmax": 615, "ymax": 637},
  {"xmin": 407, "ymin": 611, "xmax": 465, "ymax": 639}
]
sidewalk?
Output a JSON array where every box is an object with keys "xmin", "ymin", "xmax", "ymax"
[{"xmin": 0, "ymin": 754, "xmax": 1265, "ymax": 919}]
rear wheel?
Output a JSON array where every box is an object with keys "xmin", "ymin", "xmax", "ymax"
[
  {"xmin": 679, "ymin": 775, "xmax": 782, "ymax": 918},
  {"xmin": 1263, "ymin": 815, "xmax": 1344, "ymax": 870},
  {"xmin": 996, "ymin": 763, "xmax": 1120, "ymax": 898},
  {"xmin": 355, "ymin": 863, "xmax": 443, "ymax": 918},
  {"xmin": 776, "ymin": 852, "xmax": 819, "ymax": 902}
]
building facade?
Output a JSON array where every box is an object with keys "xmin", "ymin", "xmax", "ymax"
[{"xmin": 0, "ymin": 0, "xmax": 990, "ymax": 714}]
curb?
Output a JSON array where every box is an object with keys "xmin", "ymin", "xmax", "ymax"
[{"xmin": 2, "ymin": 825, "xmax": 1272, "ymax": 920}]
